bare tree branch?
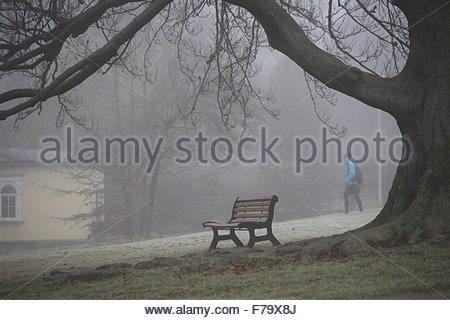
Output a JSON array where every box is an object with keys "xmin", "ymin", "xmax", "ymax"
[
  {"xmin": 0, "ymin": 0, "xmax": 173, "ymax": 120},
  {"xmin": 225, "ymin": 0, "xmax": 415, "ymax": 118}
]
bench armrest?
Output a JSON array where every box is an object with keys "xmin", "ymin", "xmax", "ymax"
[{"xmin": 202, "ymin": 220, "xmax": 219, "ymax": 227}]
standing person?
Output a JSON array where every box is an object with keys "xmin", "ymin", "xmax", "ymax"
[{"xmin": 343, "ymin": 153, "xmax": 363, "ymax": 213}]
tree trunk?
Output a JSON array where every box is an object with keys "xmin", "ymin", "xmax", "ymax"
[
  {"xmin": 360, "ymin": 0, "xmax": 450, "ymax": 242},
  {"xmin": 361, "ymin": 129, "xmax": 450, "ymax": 242},
  {"xmin": 145, "ymin": 160, "xmax": 160, "ymax": 237},
  {"xmin": 324, "ymin": 1, "xmax": 450, "ymax": 254}
]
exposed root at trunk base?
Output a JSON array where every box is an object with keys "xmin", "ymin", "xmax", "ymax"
[{"xmin": 276, "ymin": 219, "xmax": 449, "ymax": 260}]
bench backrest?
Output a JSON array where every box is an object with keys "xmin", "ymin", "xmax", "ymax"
[{"xmin": 229, "ymin": 195, "xmax": 278, "ymax": 225}]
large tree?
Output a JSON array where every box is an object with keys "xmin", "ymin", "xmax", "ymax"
[{"xmin": 0, "ymin": 0, "xmax": 448, "ymax": 255}]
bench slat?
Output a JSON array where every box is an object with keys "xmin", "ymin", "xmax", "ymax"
[
  {"xmin": 236, "ymin": 196, "xmax": 273, "ymax": 202},
  {"xmin": 203, "ymin": 222, "xmax": 240, "ymax": 229},
  {"xmin": 234, "ymin": 201, "xmax": 271, "ymax": 207},
  {"xmin": 233, "ymin": 207, "xmax": 269, "ymax": 213},
  {"xmin": 230, "ymin": 219, "xmax": 267, "ymax": 223},
  {"xmin": 232, "ymin": 213, "xmax": 268, "ymax": 218}
]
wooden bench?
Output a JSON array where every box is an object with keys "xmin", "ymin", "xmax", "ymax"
[{"xmin": 202, "ymin": 195, "xmax": 280, "ymax": 249}]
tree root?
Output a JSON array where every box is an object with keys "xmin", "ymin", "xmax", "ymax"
[{"xmin": 276, "ymin": 218, "xmax": 449, "ymax": 260}]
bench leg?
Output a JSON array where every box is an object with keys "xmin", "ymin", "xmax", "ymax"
[
  {"xmin": 247, "ymin": 228, "xmax": 256, "ymax": 248},
  {"xmin": 246, "ymin": 226, "xmax": 281, "ymax": 248},
  {"xmin": 267, "ymin": 226, "xmax": 281, "ymax": 246},
  {"xmin": 209, "ymin": 229, "xmax": 220, "ymax": 249},
  {"xmin": 208, "ymin": 228, "xmax": 244, "ymax": 249},
  {"xmin": 230, "ymin": 229, "xmax": 244, "ymax": 248}
]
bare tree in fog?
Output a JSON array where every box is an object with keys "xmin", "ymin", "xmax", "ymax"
[
  {"xmin": 66, "ymin": 59, "xmax": 207, "ymax": 238},
  {"xmin": 0, "ymin": 1, "xmax": 448, "ymax": 254},
  {"xmin": 63, "ymin": 48, "xmax": 246, "ymax": 239}
]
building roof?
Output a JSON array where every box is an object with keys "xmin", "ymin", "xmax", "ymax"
[{"xmin": 0, "ymin": 148, "xmax": 40, "ymax": 166}]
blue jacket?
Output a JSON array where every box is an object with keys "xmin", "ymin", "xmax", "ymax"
[{"xmin": 345, "ymin": 159, "xmax": 357, "ymax": 185}]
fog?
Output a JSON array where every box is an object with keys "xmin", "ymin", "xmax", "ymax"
[{"xmin": 0, "ymin": 46, "xmax": 401, "ymax": 243}]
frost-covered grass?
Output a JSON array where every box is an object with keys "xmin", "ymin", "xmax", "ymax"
[
  {"xmin": 0, "ymin": 209, "xmax": 379, "ymax": 267},
  {"xmin": 1, "ymin": 208, "xmax": 448, "ymax": 299}
]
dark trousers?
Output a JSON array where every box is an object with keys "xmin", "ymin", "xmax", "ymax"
[{"xmin": 344, "ymin": 184, "xmax": 363, "ymax": 213}]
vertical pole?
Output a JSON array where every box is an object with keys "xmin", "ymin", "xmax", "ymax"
[{"xmin": 377, "ymin": 110, "xmax": 383, "ymax": 207}]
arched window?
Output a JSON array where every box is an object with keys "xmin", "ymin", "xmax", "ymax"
[{"xmin": 1, "ymin": 185, "xmax": 17, "ymax": 218}]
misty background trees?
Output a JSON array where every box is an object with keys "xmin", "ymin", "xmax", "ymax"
[
  {"xmin": 0, "ymin": 37, "xmax": 399, "ymax": 239},
  {"xmin": 1, "ymin": 0, "xmax": 446, "ymax": 247}
]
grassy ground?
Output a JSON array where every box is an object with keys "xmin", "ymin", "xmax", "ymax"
[{"xmin": 0, "ymin": 210, "xmax": 448, "ymax": 299}]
